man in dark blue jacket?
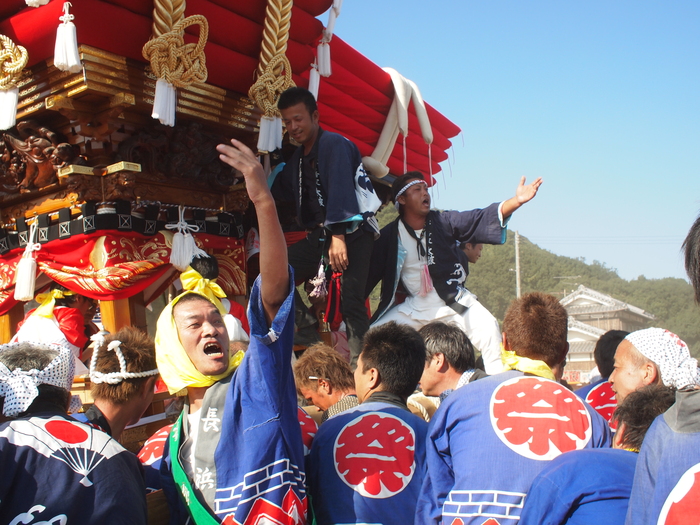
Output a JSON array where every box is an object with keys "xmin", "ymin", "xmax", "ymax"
[{"xmin": 366, "ymin": 171, "xmax": 542, "ymax": 374}]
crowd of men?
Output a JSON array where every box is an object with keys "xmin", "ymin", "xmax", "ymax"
[{"xmin": 0, "ymin": 86, "xmax": 699, "ymax": 525}]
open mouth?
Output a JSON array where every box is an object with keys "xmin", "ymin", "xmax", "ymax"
[{"xmin": 203, "ymin": 342, "xmax": 224, "ymax": 357}]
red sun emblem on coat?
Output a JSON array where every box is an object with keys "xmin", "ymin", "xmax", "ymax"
[
  {"xmin": 297, "ymin": 407, "xmax": 318, "ymax": 455},
  {"xmin": 45, "ymin": 420, "xmax": 89, "ymax": 444},
  {"xmin": 585, "ymin": 381, "xmax": 618, "ymax": 429},
  {"xmin": 138, "ymin": 424, "xmax": 173, "ymax": 466},
  {"xmin": 658, "ymin": 462, "xmax": 700, "ymax": 524},
  {"xmin": 490, "ymin": 376, "xmax": 592, "ymax": 460},
  {"xmin": 334, "ymin": 412, "xmax": 416, "ymax": 498}
]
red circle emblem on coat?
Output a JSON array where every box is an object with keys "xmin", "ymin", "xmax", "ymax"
[
  {"xmin": 658, "ymin": 462, "xmax": 700, "ymax": 524},
  {"xmin": 334, "ymin": 412, "xmax": 416, "ymax": 498},
  {"xmin": 490, "ymin": 376, "xmax": 592, "ymax": 460},
  {"xmin": 44, "ymin": 420, "xmax": 89, "ymax": 444},
  {"xmin": 585, "ymin": 381, "xmax": 618, "ymax": 426}
]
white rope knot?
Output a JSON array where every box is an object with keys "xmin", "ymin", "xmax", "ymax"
[
  {"xmin": 165, "ymin": 206, "xmax": 200, "ymax": 235},
  {"xmin": 89, "ymin": 338, "xmax": 159, "ymax": 385},
  {"xmin": 59, "ymin": 2, "xmax": 75, "ymax": 24}
]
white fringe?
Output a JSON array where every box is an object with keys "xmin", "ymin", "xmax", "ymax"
[
  {"xmin": 0, "ymin": 88, "xmax": 19, "ymax": 131},
  {"xmin": 256, "ymin": 116, "xmax": 282, "ymax": 153},
  {"xmin": 152, "ymin": 78, "xmax": 176, "ymax": 127}
]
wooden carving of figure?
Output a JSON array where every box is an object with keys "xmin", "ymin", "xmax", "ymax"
[{"xmin": 4, "ymin": 121, "xmax": 61, "ymax": 192}]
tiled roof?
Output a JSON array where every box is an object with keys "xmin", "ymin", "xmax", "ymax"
[
  {"xmin": 561, "ymin": 285, "xmax": 655, "ymax": 320},
  {"xmin": 569, "ymin": 341, "xmax": 596, "ymax": 354}
]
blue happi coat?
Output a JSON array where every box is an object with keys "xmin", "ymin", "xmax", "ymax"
[
  {"xmin": 307, "ymin": 400, "xmax": 427, "ymax": 525},
  {"xmin": 416, "ymin": 371, "xmax": 612, "ymax": 525},
  {"xmin": 0, "ymin": 411, "xmax": 147, "ymax": 524},
  {"xmin": 520, "ymin": 448, "xmax": 636, "ymax": 525},
  {"xmin": 161, "ymin": 270, "xmax": 307, "ymax": 524},
  {"xmin": 625, "ymin": 389, "xmax": 700, "ymax": 525}
]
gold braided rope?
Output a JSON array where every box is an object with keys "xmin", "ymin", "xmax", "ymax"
[
  {"xmin": 249, "ymin": 54, "xmax": 294, "ymax": 118},
  {"xmin": 151, "ymin": 0, "xmax": 186, "ymax": 38},
  {"xmin": 258, "ymin": 0, "xmax": 293, "ymax": 78},
  {"xmin": 0, "ymin": 35, "xmax": 28, "ymax": 91},
  {"xmin": 142, "ymin": 14, "xmax": 209, "ymax": 88},
  {"xmin": 249, "ymin": 0, "xmax": 295, "ymax": 119}
]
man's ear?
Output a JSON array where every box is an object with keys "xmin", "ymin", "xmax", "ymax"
[
  {"xmin": 140, "ymin": 376, "xmax": 157, "ymax": 398},
  {"xmin": 502, "ymin": 333, "xmax": 510, "ymax": 351},
  {"xmin": 613, "ymin": 422, "xmax": 627, "ymax": 449},
  {"xmin": 434, "ymin": 353, "xmax": 449, "ymax": 373},
  {"xmin": 643, "ymin": 362, "xmax": 659, "ymax": 386},
  {"xmin": 367, "ymin": 367, "xmax": 380, "ymax": 391},
  {"xmin": 318, "ymin": 378, "xmax": 332, "ymax": 395}
]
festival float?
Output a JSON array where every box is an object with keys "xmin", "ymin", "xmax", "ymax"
[{"xmin": 0, "ymin": 0, "xmax": 460, "ymax": 453}]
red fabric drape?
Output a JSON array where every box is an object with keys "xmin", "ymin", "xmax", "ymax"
[{"xmin": 0, "ymin": 230, "xmax": 245, "ymax": 315}]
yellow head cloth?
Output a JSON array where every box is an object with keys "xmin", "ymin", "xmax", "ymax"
[
  {"xmin": 501, "ymin": 344, "xmax": 556, "ymax": 381},
  {"xmin": 155, "ymin": 290, "xmax": 244, "ymax": 395},
  {"xmin": 179, "ymin": 266, "xmax": 227, "ymax": 315},
  {"xmin": 33, "ymin": 289, "xmax": 75, "ymax": 318}
]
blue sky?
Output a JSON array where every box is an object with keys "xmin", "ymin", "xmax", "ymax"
[{"xmin": 333, "ymin": 1, "xmax": 700, "ymax": 280}]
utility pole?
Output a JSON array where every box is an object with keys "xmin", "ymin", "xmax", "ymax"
[{"xmin": 515, "ymin": 230, "xmax": 521, "ymax": 298}]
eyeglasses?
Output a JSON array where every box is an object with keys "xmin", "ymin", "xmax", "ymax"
[{"xmin": 308, "ymin": 376, "xmax": 327, "ymax": 382}]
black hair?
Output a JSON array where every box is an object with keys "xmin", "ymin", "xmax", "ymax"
[
  {"xmin": 190, "ymin": 254, "xmax": 219, "ymax": 280},
  {"xmin": 594, "ymin": 330, "xmax": 629, "ymax": 378},
  {"xmin": 277, "ymin": 87, "xmax": 318, "ymax": 116},
  {"xmin": 360, "ymin": 322, "xmax": 426, "ymax": 399},
  {"xmin": 612, "ymin": 384, "xmax": 676, "ymax": 451},
  {"xmin": 683, "ymin": 214, "xmax": 700, "ymax": 303},
  {"xmin": 419, "ymin": 321, "xmax": 475, "ymax": 373}
]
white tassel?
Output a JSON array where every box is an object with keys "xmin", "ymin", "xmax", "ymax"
[
  {"xmin": 308, "ymin": 65, "xmax": 320, "ymax": 99},
  {"xmin": 317, "ymin": 43, "xmax": 331, "ymax": 77},
  {"xmin": 0, "ymin": 87, "xmax": 19, "ymax": 131},
  {"xmin": 166, "ymin": 206, "xmax": 205, "ymax": 271},
  {"xmin": 14, "ymin": 222, "xmax": 40, "ymax": 301},
  {"xmin": 54, "ymin": 2, "xmax": 82, "ymax": 74},
  {"xmin": 256, "ymin": 116, "xmax": 282, "ymax": 153},
  {"xmin": 25, "ymin": 0, "xmax": 49, "ymax": 6},
  {"xmin": 152, "ymin": 78, "xmax": 176, "ymax": 127}
]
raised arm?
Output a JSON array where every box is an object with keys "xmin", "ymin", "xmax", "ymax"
[
  {"xmin": 216, "ymin": 139, "xmax": 288, "ymax": 324},
  {"xmin": 500, "ymin": 176, "xmax": 543, "ymax": 220}
]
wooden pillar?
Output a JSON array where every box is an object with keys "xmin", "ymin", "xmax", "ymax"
[
  {"xmin": 0, "ymin": 302, "xmax": 25, "ymax": 344},
  {"xmin": 99, "ymin": 292, "xmax": 148, "ymax": 334}
]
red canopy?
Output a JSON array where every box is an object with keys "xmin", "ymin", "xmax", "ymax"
[{"xmin": 0, "ymin": 0, "xmax": 459, "ymax": 181}]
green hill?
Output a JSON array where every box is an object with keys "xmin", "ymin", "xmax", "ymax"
[{"xmin": 373, "ymin": 205, "xmax": 700, "ymax": 356}]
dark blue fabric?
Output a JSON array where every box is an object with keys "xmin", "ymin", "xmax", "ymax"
[
  {"xmin": 307, "ymin": 401, "xmax": 427, "ymax": 525},
  {"xmin": 366, "ymin": 205, "xmax": 505, "ymax": 322},
  {"xmin": 416, "ymin": 371, "xmax": 613, "ymax": 525},
  {"xmin": 274, "ymin": 129, "xmax": 364, "ymax": 231},
  {"xmin": 626, "ymin": 390, "xmax": 700, "ymax": 525},
  {"xmin": 519, "ymin": 448, "xmax": 636, "ymax": 525},
  {"xmin": 0, "ymin": 411, "xmax": 147, "ymax": 524},
  {"xmin": 575, "ymin": 378, "xmax": 605, "ymax": 400}
]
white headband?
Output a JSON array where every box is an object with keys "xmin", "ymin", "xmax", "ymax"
[
  {"xmin": 89, "ymin": 333, "xmax": 159, "ymax": 385},
  {"xmin": 394, "ymin": 179, "xmax": 427, "ymax": 211},
  {"xmin": 625, "ymin": 328, "xmax": 700, "ymax": 390},
  {"xmin": 0, "ymin": 342, "xmax": 76, "ymax": 417}
]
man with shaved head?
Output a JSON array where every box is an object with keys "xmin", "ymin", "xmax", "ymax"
[
  {"xmin": 609, "ymin": 327, "xmax": 699, "ymax": 403},
  {"xmin": 624, "ymin": 219, "xmax": 700, "ymax": 525}
]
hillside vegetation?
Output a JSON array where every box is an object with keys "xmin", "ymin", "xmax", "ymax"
[{"xmin": 373, "ymin": 205, "xmax": 700, "ymax": 356}]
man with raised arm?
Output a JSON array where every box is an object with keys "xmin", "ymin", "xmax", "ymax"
[
  {"xmin": 366, "ymin": 172, "xmax": 542, "ymax": 374},
  {"xmin": 156, "ymin": 138, "xmax": 306, "ymax": 524}
]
